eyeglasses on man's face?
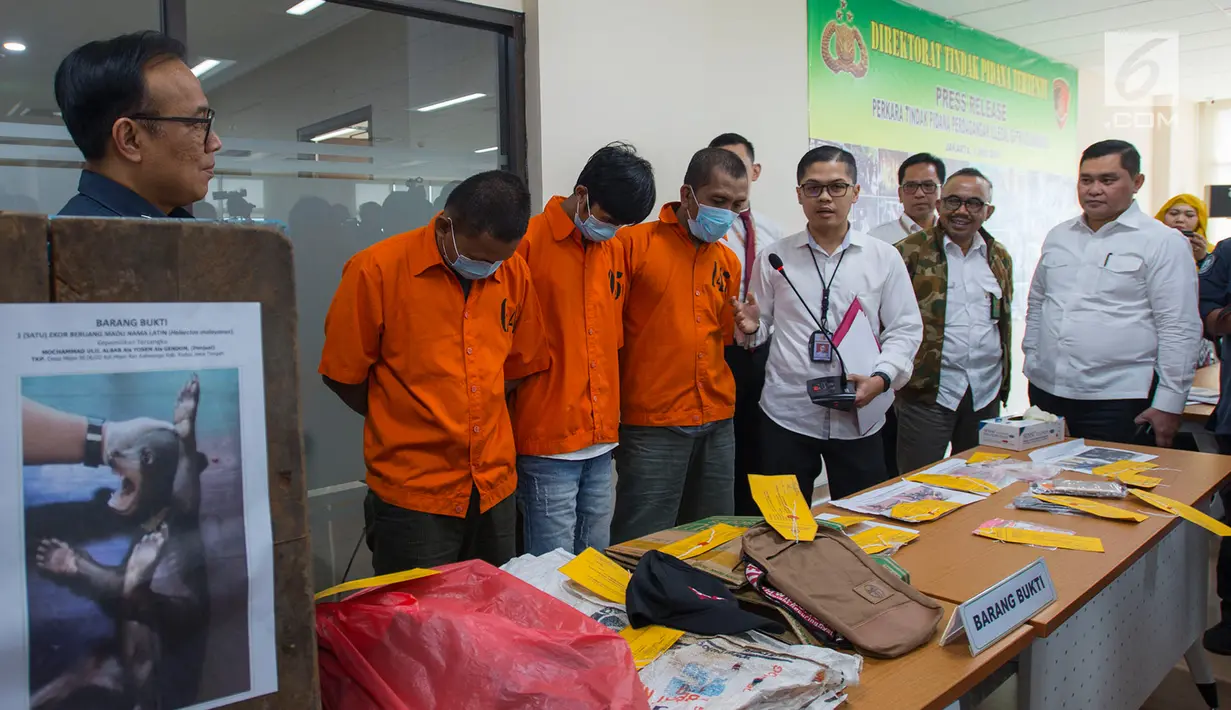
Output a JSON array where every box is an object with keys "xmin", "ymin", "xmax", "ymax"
[
  {"xmin": 128, "ymin": 108, "xmax": 216, "ymax": 150},
  {"xmin": 941, "ymin": 195, "xmax": 987, "ymax": 213},
  {"xmin": 901, "ymin": 181, "xmax": 938, "ymax": 195},
  {"xmin": 798, "ymin": 181, "xmax": 852, "ymax": 199}
]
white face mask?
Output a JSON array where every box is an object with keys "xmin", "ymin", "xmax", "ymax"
[
  {"xmin": 444, "ymin": 217, "xmax": 500, "ymax": 279},
  {"xmin": 574, "ymin": 194, "xmax": 619, "ymax": 242},
  {"xmin": 686, "ymin": 186, "xmax": 738, "ymax": 243}
]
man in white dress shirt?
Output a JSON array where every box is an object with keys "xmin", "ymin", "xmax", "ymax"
[
  {"xmin": 732, "ymin": 145, "xmax": 923, "ymax": 501},
  {"xmin": 709, "ymin": 132, "xmax": 786, "ymax": 514},
  {"xmin": 895, "ymin": 168, "xmax": 1014, "ymax": 473},
  {"xmin": 1024, "ymin": 139, "xmax": 1200, "ymax": 447},
  {"xmin": 868, "ymin": 152, "xmax": 946, "ymax": 245}
]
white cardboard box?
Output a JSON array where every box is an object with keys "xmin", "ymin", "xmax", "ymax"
[{"xmin": 977, "ymin": 416, "xmax": 1067, "ymax": 451}]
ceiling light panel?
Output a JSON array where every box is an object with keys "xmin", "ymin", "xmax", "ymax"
[{"xmin": 416, "ymin": 93, "xmax": 486, "ymax": 112}]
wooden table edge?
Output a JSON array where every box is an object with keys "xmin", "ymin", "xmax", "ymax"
[
  {"xmin": 926, "ymin": 624, "xmax": 1036, "ymax": 710},
  {"xmin": 1184, "ymin": 404, "xmax": 1214, "ymax": 421},
  {"xmin": 848, "ymin": 608, "xmax": 1036, "ymax": 710}
]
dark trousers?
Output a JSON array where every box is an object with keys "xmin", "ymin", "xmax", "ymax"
[
  {"xmin": 758, "ymin": 410, "xmax": 890, "ymax": 502},
  {"xmin": 364, "ymin": 486, "xmax": 516, "ymax": 575},
  {"xmin": 727, "ymin": 342, "xmax": 771, "ymax": 516},
  {"xmin": 1217, "ymin": 436, "xmax": 1231, "ymax": 623},
  {"xmin": 611, "ymin": 421, "xmax": 736, "ymax": 544},
  {"xmin": 896, "ymin": 391, "xmax": 1001, "ymax": 474},
  {"xmin": 1027, "ymin": 384, "xmax": 1149, "ymax": 445},
  {"xmin": 882, "ymin": 406, "xmax": 900, "ymax": 482}
]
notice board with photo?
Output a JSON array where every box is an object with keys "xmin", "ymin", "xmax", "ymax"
[{"xmin": 0, "ymin": 214, "xmax": 318, "ymax": 710}]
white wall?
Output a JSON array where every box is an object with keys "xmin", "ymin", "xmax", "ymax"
[
  {"xmin": 1202, "ymin": 100, "xmax": 1231, "ymax": 244},
  {"xmin": 1073, "ymin": 66, "xmax": 1218, "ymax": 223},
  {"xmin": 1164, "ymin": 101, "xmax": 1201, "ymax": 204},
  {"xmin": 1074, "ymin": 67, "xmax": 1155, "ymax": 212},
  {"xmin": 524, "ymin": 0, "xmax": 809, "ymax": 230}
]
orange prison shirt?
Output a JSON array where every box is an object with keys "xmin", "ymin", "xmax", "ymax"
[
  {"xmin": 509, "ymin": 196, "xmax": 625, "ymax": 456},
  {"xmin": 318, "ymin": 221, "xmax": 551, "ymax": 517},
  {"xmin": 618, "ymin": 202, "xmax": 739, "ymax": 427}
]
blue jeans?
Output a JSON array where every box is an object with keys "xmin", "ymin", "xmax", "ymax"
[
  {"xmin": 610, "ymin": 421, "xmax": 735, "ymax": 545},
  {"xmin": 516, "ymin": 451, "xmax": 615, "ymax": 555}
]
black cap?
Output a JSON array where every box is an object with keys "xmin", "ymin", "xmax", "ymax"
[{"xmin": 626, "ymin": 551, "xmax": 785, "ymax": 635}]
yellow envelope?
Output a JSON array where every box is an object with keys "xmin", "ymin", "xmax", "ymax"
[
  {"xmin": 1118, "ymin": 472, "xmax": 1162, "ymax": 489},
  {"xmin": 658, "ymin": 523, "xmax": 747, "ymax": 560},
  {"xmin": 967, "ymin": 452, "xmax": 1011, "ymax": 464},
  {"xmin": 824, "ymin": 515, "xmax": 874, "ymax": 528},
  {"xmin": 907, "ymin": 472, "xmax": 1000, "ymax": 495},
  {"xmin": 1032, "ymin": 494, "xmax": 1148, "ymax": 523},
  {"xmin": 749, "ymin": 475, "xmax": 818, "ymax": 541},
  {"xmin": 1130, "ymin": 490, "xmax": 1231, "ymax": 537},
  {"xmin": 890, "ymin": 499, "xmax": 963, "ymax": 522},
  {"xmin": 620, "ymin": 624, "xmax": 686, "ymax": 669},
  {"xmin": 314, "ymin": 568, "xmax": 440, "ymax": 601},
  {"xmin": 558, "ymin": 547, "xmax": 632, "ymax": 604},
  {"xmin": 1092, "ymin": 460, "xmax": 1158, "ymax": 478},
  {"xmin": 848, "ymin": 526, "xmax": 920, "ymax": 555},
  {"xmin": 975, "ymin": 526, "xmax": 1104, "ymax": 552}
]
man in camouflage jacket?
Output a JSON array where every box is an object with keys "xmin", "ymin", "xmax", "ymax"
[{"xmin": 894, "ymin": 168, "xmax": 1013, "ymax": 474}]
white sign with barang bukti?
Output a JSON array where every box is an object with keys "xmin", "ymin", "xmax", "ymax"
[{"xmin": 940, "ymin": 557, "xmax": 1057, "ymax": 656}]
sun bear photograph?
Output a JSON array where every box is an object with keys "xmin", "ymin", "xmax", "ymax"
[{"xmin": 20, "ymin": 368, "xmax": 251, "ymax": 710}]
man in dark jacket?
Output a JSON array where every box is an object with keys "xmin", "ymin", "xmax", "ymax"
[
  {"xmin": 55, "ymin": 31, "xmax": 221, "ymax": 218},
  {"xmin": 1198, "ymin": 239, "xmax": 1231, "ymax": 653}
]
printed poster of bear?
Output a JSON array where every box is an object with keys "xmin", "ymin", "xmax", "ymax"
[{"xmin": 22, "ymin": 368, "xmax": 251, "ymax": 710}]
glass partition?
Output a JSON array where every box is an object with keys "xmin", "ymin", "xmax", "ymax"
[
  {"xmin": 0, "ymin": 1, "xmax": 161, "ymax": 213},
  {"xmin": 0, "ymin": 0, "xmax": 522, "ymax": 590},
  {"xmin": 188, "ymin": 0, "xmax": 513, "ymax": 588}
]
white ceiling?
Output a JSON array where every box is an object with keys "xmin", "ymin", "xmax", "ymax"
[
  {"xmin": 902, "ymin": 0, "xmax": 1231, "ymax": 100},
  {"xmin": 0, "ymin": 0, "xmax": 376, "ymax": 120}
]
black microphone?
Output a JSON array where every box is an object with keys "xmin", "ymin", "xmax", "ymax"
[
  {"xmin": 767, "ymin": 253, "xmax": 856, "ymax": 411},
  {"xmin": 766, "ymin": 253, "xmax": 849, "ymax": 376},
  {"xmin": 767, "ymin": 254, "xmax": 825, "ymax": 333}
]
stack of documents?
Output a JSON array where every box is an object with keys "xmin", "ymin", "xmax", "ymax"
[{"xmin": 1187, "ymin": 387, "xmax": 1219, "ymax": 406}]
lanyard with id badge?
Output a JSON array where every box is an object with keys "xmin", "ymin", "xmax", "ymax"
[{"xmin": 807, "ymin": 246, "xmax": 846, "ymax": 364}]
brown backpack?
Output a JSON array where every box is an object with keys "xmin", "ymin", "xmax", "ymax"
[{"xmin": 742, "ymin": 523, "xmax": 943, "ymax": 658}]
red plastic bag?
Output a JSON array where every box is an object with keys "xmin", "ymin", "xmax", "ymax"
[{"xmin": 316, "ymin": 559, "xmax": 649, "ymax": 710}]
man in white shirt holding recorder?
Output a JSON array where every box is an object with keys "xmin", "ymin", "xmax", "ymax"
[{"xmin": 732, "ymin": 145, "xmax": 922, "ymax": 502}]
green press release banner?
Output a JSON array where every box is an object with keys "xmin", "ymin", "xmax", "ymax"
[{"xmin": 808, "ymin": 0, "xmax": 1079, "ymax": 173}]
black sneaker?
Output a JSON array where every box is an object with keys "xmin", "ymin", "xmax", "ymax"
[{"xmin": 1204, "ymin": 621, "xmax": 1231, "ymax": 655}]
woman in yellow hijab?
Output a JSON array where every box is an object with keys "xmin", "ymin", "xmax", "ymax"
[
  {"xmin": 1155, "ymin": 193, "xmax": 1211, "ymax": 266},
  {"xmin": 1157, "ymin": 193, "xmax": 1219, "ymax": 368}
]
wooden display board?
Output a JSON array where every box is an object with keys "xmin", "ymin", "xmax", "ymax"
[{"xmin": 1, "ymin": 214, "xmax": 319, "ymax": 709}]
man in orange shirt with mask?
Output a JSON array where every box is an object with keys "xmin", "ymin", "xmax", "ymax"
[
  {"xmin": 510, "ymin": 143, "xmax": 656, "ymax": 555},
  {"xmin": 319, "ymin": 170, "xmax": 550, "ymax": 574},
  {"xmin": 612, "ymin": 148, "xmax": 747, "ymax": 544}
]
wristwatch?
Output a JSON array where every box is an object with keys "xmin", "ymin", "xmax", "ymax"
[
  {"xmin": 84, "ymin": 417, "xmax": 105, "ymax": 468},
  {"xmin": 871, "ymin": 371, "xmax": 892, "ymax": 393}
]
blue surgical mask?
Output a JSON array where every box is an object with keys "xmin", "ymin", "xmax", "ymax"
[
  {"xmin": 444, "ymin": 217, "xmax": 501, "ymax": 280},
  {"xmin": 686, "ymin": 186, "xmax": 738, "ymax": 243},
  {"xmin": 574, "ymin": 194, "xmax": 619, "ymax": 242}
]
